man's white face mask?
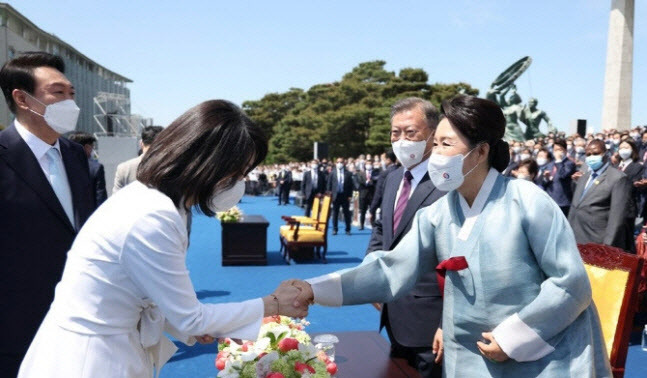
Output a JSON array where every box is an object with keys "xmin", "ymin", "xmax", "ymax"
[{"xmin": 22, "ymin": 90, "xmax": 80, "ymax": 134}]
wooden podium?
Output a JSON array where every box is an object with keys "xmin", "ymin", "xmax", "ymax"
[{"xmin": 221, "ymin": 215, "xmax": 269, "ymax": 265}]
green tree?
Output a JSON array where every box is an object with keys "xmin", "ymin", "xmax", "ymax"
[{"xmin": 244, "ymin": 60, "xmax": 478, "ymax": 163}]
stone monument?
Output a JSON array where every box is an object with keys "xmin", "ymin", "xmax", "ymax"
[{"xmin": 602, "ymin": 0, "xmax": 634, "ymax": 131}]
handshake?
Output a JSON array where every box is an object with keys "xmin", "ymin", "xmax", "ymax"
[{"xmin": 262, "ymin": 279, "xmax": 314, "ymax": 318}]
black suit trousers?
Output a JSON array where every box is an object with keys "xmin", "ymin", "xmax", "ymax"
[{"xmin": 332, "ymin": 194, "xmax": 352, "ymax": 232}]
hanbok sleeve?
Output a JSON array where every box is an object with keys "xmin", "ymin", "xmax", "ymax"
[
  {"xmin": 491, "ymin": 191, "xmax": 591, "ymax": 362},
  {"xmin": 120, "ymin": 209, "xmax": 264, "ymax": 341},
  {"xmin": 308, "ymin": 207, "xmax": 438, "ymax": 306}
]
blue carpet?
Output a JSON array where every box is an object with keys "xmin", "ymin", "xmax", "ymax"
[
  {"xmin": 161, "ymin": 195, "xmax": 647, "ymax": 377},
  {"xmin": 162, "ymin": 195, "xmax": 381, "ymax": 378}
]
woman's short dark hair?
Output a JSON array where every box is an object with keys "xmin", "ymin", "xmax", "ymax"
[
  {"xmin": 137, "ymin": 100, "xmax": 268, "ymax": 216},
  {"xmin": 440, "ymin": 95, "xmax": 509, "ymax": 171},
  {"xmin": 518, "ymin": 158, "xmax": 539, "ymax": 177},
  {"xmin": 619, "ymin": 138, "xmax": 639, "ymax": 162},
  {"xmin": 0, "ymin": 52, "xmax": 65, "ymax": 113}
]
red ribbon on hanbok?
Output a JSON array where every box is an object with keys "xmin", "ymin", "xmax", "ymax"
[{"xmin": 436, "ymin": 257, "xmax": 469, "ymax": 297}]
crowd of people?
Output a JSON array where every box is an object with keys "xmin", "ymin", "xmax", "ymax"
[
  {"xmin": 247, "ymin": 151, "xmax": 398, "ymax": 233},
  {"xmin": 247, "ymin": 127, "xmax": 647, "ymax": 254},
  {"xmin": 503, "ymin": 128, "xmax": 647, "ymax": 253}
]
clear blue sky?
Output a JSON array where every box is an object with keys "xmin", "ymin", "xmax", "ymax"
[{"xmin": 7, "ymin": 0, "xmax": 645, "ymax": 132}]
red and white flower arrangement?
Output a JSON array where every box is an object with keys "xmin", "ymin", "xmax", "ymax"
[{"xmin": 215, "ymin": 316, "xmax": 337, "ymax": 378}]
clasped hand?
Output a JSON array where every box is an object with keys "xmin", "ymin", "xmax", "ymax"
[{"xmin": 263, "ymin": 279, "xmax": 314, "ymax": 318}]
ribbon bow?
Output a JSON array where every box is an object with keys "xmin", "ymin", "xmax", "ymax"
[
  {"xmin": 140, "ymin": 304, "xmax": 179, "ymax": 378},
  {"xmin": 436, "ymin": 256, "xmax": 469, "ymax": 297}
]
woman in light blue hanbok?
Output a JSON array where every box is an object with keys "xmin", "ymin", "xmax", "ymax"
[{"xmin": 298, "ymin": 96, "xmax": 611, "ymax": 377}]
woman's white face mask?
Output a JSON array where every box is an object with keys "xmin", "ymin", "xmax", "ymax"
[
  {"xmin": 427, "ymin": 146, "xmax": 480, "ymax": 192},
  {"xmin": 209, "ymin": 180, "xmax": 245, "ymax": 213}
]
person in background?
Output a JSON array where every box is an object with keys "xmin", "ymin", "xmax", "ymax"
[
  {"xmin": 276, "ymin": 164, "xmax": 292, "ymax": 205},
  {"xmin": 0, "ymin": 51, "xmax": 95, "ymax": 375},
  {"xmin": 568, "ymin": 140, "xmax": 633, "ymax": 251},
  {"xmin": 67, "ymin": 131, "xmax": 107, "ymax": 208},
  {"xmin": 327, "ymin": 157, "xmax": 354, "ymax": 235},
  {"xmin": 502, "ymin": 146, "xmax": 519, "ymax": 177},
  {"xmin": 356, "ymin": 158, "xmax": 380, "ymax": 230},
  {"xmin": 113, "ymin": 125, "xmax": 164, "ymax": 194},
  {"xmin": 513, "ymin": 158, "xmax": 539, "ymax": 182},
  {"xmin": 518, "ymin": 147, "xmax": 532, "ymax": 163},
  {"xmin": 639, "ymin": 131, "xmax": 647, "ymax": 162},
  {"xmin": 370, "ymin": 149, "xmax": 398, "ymax": 225},
  {"xmin": 572, "ymin": 137, "xmax": 587, "ymax": 166},
  {"xmin": 535, "ymin": 140, "xmax": 576, "ymax": 216},
  {"xmin": 301, "ymin": 159, "xmax": 326, "ymax": 217},
  {"xmin": 614, "ymin": 138, "xmax": 644, "ymax": 237}
]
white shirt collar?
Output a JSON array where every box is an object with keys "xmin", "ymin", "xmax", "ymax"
[
  {"xmin": 14, "ymin": 119, "xmax": 60, "ymax": 160},
  {"xmin": 404, "ymin": 157, "xmax": 429, "ymax": 184}
]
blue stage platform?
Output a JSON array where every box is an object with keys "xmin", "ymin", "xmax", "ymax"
[{"xmin": 162, "ymin": 195, "xmax": 647, "ymax": 377}]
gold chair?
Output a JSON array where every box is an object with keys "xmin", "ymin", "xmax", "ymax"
[
  {"xmin": 281, "ymin": 195, "xmax": 321, "ymax": 226},
  {"xmin": 279, "ymin": 194, "xmax": 331, "ymax": 263},
  {"xmin": 578, "ymin": 243, "xmax": 644, "ymax": 378}
]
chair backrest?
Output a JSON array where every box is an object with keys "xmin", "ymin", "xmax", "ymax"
[
  {"xmin": 578, "ymin": 243, "xmax": 644, "ymax": 378},
  {"xmin": 316, "ymin": 194, "xmax": 332, "ymax": 232},
  {"xmin": 310, "ymin": 195, "xmax": 321, "ymax": 221}
]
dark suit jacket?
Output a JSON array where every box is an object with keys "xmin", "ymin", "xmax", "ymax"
[
  {"xmin": 367, "ymin": 167, "xmax": 446, "ymax": 347},
  {"xmin": 370, "ymin": 164, "xmax": 398, "ymax": 215},
  {"xmin": 327, "ymin": 168, "xmax": 354, "ymax": 201},
  {"xmin": 277, "ymin": 170, "xmax": 292, "ymax": 188},
  {"xmin": 536, "ymin": 159, "xmax": 576, "ymax": 207},
  {"xmin": 568, "ymin": 165, "xmax": 632, "ymax": 251},
  {"xmin": 301, "ymin": 169, "xmax": 326, "ymax": 198},
  {"xmin": 356, "ymin": 168, "xmax": 381, "ymax": 201},
  {"xmin": 88, "ymin": 158, "xmax": 108, "ymax": 208},
  {"xmin": 0, "ymin": 125, "xmax": 95, "ymax": 357}
]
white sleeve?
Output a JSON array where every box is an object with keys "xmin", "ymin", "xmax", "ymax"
[
  {"xmin": 120, "ymin": 209, "xmax": 263, "ymax": 341},
  {"xmin": 306, "ymin": 273, "xmax": 342, "ymax": 307}
]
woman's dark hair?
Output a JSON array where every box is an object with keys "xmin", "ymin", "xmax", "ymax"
[
  {"xmin": 619, "ymin": 138, "xmax": 639, "ymax": 162},
  {"xmin": 137, "ymin": 100, "xmax": 268, "ymax": 216},
  {"xmin": 440, "ymin": 95, "xmax": 509, "ymax": 171},
  {"xmin": 518, "ymin": 158, "xmax": 539, "ymax": 178},
  {"xmin": 0, "ymin": 52, "xmax": 65, "ymax": 113}
]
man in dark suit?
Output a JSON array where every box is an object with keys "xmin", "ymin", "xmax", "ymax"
[
  {"xmin": 370, "ymin": 149, "xmax": 398, "ymax": 225},
  {"xmin": 356, "ymin": 161, "xmax": 380, "ymax": 230},
  {"xmin": 367, "ymin": 98, "xmax": 445, "ymax": 377},
  {"xmin": 568, "ymin": 139, "xmax": 633, "ymax": 251},
  {"xmin": 0, "ymin": 52, "xmax": 95, "ymax": 375},
  {"xmin": 535, "ymin": 140, "xmax": 576, "ymax": 216},
  {"xmin": 301, "ymin": 159, "xmax": 326, "ymax": 216},
  {"xmin": 276, "ymin": 165, "xmax": 292, "ymax": 205},
  {"xmin": 68, "ymin": 131, "xmax": 107, "ymax": 208},
  {"xmin": 327, "ymin": 157, "xmax": 354, "ymax": 235}
]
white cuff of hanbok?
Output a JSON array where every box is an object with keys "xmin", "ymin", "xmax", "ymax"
[
  {"xmin": 492, "ymin": 313, "xmax": 555, "ymax": 362},
  {"xmin": 306, "ymin": 273, "xmax": 342, "ymax": 307}
]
